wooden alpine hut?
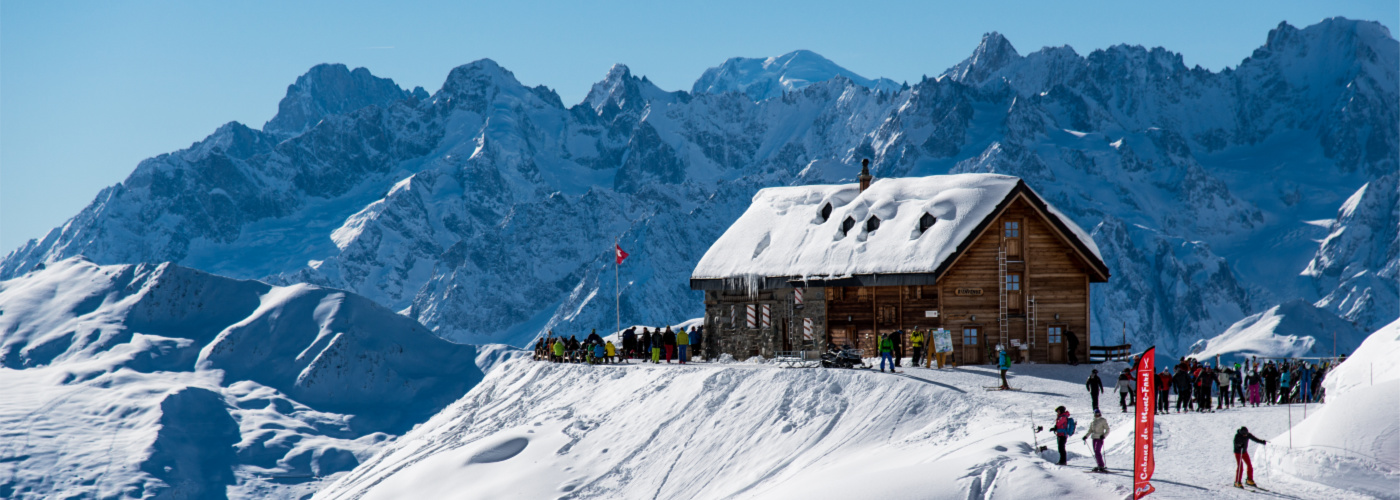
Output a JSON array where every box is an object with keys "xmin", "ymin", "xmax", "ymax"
[{"xmin": 690, "ymin": 161, "xmax": 1109, "ymax": 365}]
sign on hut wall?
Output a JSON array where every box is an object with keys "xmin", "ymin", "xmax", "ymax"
[{"xmin": 954, "ymin": 288, "xmax": 983, "ymax": 296}]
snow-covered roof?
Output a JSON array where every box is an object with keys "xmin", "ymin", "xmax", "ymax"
[{"xmin": 691, "ymin": 173, "xmax": 1106, "ymax": 289}]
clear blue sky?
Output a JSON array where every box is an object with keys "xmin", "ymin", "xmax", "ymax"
[{"xmin": 2, "ymin": 0, "xmax": 1395, "ymax": 252}]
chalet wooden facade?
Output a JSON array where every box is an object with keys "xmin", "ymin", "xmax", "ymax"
[{"xmin": 690, "ymin": 167, "xmax": 1109, "ymax": 365}]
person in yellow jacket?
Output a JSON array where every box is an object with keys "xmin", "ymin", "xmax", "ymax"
[
  {"xmin": 551, "ymin": 337, "xmax": 565, "ymax": 363},
  {"xmin": 605, "ymin": 340, "xmax": 618, "ymax": 364},
  {"xmin": 910, "ymin": 330, "xmax": 926, "ymax": 368},
  {"xmin": 677, "ymin": 328, "xmax": 690, "ymax": 364}
]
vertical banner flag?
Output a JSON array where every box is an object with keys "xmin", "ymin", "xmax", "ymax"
[
  {"xmin": 1133, "ymin": 347, "xmax": 1157, "ymax": 499},
  {"xmin": 746, "ymin": 304, "xmax": 757, "ymax": 328},
  {"xmin": 761, "ymin": 304, "xmax": 771, "ymax": 329},
  {"xmin": 615, "ymin": 244, "xmax": 629, "ymax": 264},
  {"xmin": 793, "ymin": 287, "xmax": 804, "ymax": 305}
]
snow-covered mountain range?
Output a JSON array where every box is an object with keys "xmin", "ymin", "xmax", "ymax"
[
  {"xmin": 2, "ymin": 17, "xmax": 1395, "ymax": 357},
  {"xmin": 0, "ymin": 257, "xmax": 515, "ymax": 499}
]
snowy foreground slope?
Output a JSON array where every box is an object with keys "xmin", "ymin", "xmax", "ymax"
[
  {"xmin": 316, "ymin": 358, "xmax": 1384, "ymax": 500},
  {"xmin": 0, "ymin": 258, "xmax": 517, "ymax": 499}
]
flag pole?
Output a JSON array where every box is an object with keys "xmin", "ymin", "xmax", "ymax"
[{"xmin": 615, "ymin": 237, "xmax": 621, "ymax": 338}]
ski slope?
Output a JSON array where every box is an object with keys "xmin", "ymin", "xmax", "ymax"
[{"xmin": 316, "ymin": 357, "xmax": 1383, "ymax": 499}]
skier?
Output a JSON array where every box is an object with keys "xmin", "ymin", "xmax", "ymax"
[
  {"xmin": 1086, "ymin": 369, "xmax": 1103, "ymax": 412},
  {"xmin": 1156, "ymin": 368, "xmax": 1171, "ymax": 414},
  {"xmin": 1081, "ymin": 409, "xmax": 1109, "ymax": 472},
  {"xmin": 1279, "ymin": 367, "xmax": 1292, "ymax": 404},
  {"xmin": 1246, "ymin": 369, "xmax": 1262, "ymax": 407},
  {"xmin": 1173, "ymin": 365, "xmax": 1192, "ymax": 413},
  {"xmin": 649, "ymin": 329, "xmax": 661, "ymax": 364},
  {"xmin": 1231, "ymin": 368, "xmax": 1245, "ymax": 407},
  {"xmin": 1293, "ymin": 361, "xmax": 1304, "ymax": 400},
  {"xmin": 690, "ymin": 326, "xmax": 704, "ymax": 362},
  {"xmin": 1064, "ymin": 329, "xmax": 1080, "ymax": 365},
  {"xmin": 879, "ymin": 333, "xmax": 896, "ymax": 373},
  {"xmin": 910, "ymin": 329, "xmax": 926, "ymax": 368},
  {"xmin": 1263, "ymin": 362, "xmax": 1279, "ymax": 405},
  {"xmin": 587, "ymin": 329, "xmax": 603, "ymax": 347},
  {"xmin": 890, "ymin": 329, "xmax": 905, "ymax": 368},
  {"xmin": 591, "ymin": 342, "xmax": 605, "ymax": 365},
  {"xmin": 1233, "ymin": 426, "xmax": 1268, "ymax": 488},
  {"xmin": 551, "ymin": 337, "xmax": 565, "ymax": 363},
  {"xmin": 605, "ymin": 340, "xmax": 618, "ymax": 364},
  {"xmin": 1050, "ymin": 406, "xmax": 1072, "ymax": 465},
  {"xmin": 662, "ymin": 326, "xmax": 677, "ymax": 363},
  {"xmin": 676, "ymin": 327, "xmax": 690, "ymax": 364},
  {"xmin": 997, "ymin": 345, "xmax": 1011, "ymax": 389},
  {"xmin": 1115, "ymin": 369, "xmax": 1135, "ymax": 412},
  {"xmin": 622, "ymin": 327, "xmax": 637, "ymax": 360},
  {"xmin": 1217, "ymin": 367, "xmax": 1231, "ymax": 409}
]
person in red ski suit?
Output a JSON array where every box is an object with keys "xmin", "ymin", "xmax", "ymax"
[{"xmin": 1234, "ymin": 426, "xmax": 1267, "ymax": 488}]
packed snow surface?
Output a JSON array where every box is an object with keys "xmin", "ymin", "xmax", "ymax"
[
  {"xmin": 317, "ymin": 358, "xmax": 1376, "ymax": 500},
  {"xmin": 692, "ymin": 173, "xmax": 1100, "ymax": 282}
]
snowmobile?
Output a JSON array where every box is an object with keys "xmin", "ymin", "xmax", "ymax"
[{"xmin": 821, "ymin": 345, "xmax": 870, "ymax": 369}]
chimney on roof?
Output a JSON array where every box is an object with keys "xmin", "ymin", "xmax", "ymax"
[{"xmin": 858, "ymin": 158, "xmax": 872, "ymax": 192}]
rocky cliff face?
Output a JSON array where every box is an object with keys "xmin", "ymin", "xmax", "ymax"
[{"xmin": 3, "ymin": 18, "xmax": 1395, "ymax": 353}]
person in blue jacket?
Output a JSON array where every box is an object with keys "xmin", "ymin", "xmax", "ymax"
[
  {"xmin": 997, "ymin": 345, "xmax": 1012, "ymax": 389},
  {"xmin": 690, "ymin": 326, "xmax": 703, "ymax": 362},
  {"xmin": 592, "ymin": 342, "xmax": 606, "ymax": 365}
]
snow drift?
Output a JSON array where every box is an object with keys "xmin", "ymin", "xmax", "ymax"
[
  {"xmin": 315, "ymin": 360, "xmax": 1121, "ymax": 500},
  {"xmin": 0, "ymin": 257, "xmax": 513, "ymax": 499},
  {"xmin": 1266, "ymin": 319, "xmax": 1400, "ymax": 499}
]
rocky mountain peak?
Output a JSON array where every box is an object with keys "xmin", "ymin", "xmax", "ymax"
[
  {"xmin": 942, "ymin": 32, "xmax": 1022, "ymax": 84},
  {"xmin": 263, "ymin": 63, "xmax": 409, "ymax": 138}
]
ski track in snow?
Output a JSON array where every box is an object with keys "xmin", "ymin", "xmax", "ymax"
[{"xmin": 315, "ymin": 359, "xmax": 1382, "ymax": 500}]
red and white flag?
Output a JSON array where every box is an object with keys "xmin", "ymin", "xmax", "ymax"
[
  {"xmin": 1134, "ymin": 347, "xmax": 1157, "ymax": 499},
  {"xmin": 615, "ymin": 244, "xmax": 629, "ymax": 265}
]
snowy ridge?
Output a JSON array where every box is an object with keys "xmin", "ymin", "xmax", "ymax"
[
  {"xmin": 0, "ymin": 257, "xmax": 516, "ymax": 499},
  {"xmin": 1188, "ymin": 299, "xmax": 1368, "ymax": 361},
  {"xmin": 0, "ymin": 18, "xmax": 1395, "ymax": 356}
]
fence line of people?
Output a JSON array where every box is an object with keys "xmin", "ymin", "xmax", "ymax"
[
  {"xmin": 532, "ymin": 325, "xmax": 706, "ymax": 365},
  {"xmin": 1086, "ymin": 356, "xmax": 1337, "ymax": 416}
]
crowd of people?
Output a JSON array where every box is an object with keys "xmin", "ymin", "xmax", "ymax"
[
  {"xmin": 532, "ymin": 325, "xmax": 705, "ymax": 365},
  {"xmin": 1066, "ymin": 355, "xmax": 1334, "ymax": 488},
  {"xmin": 1084, "ymin": 356, "xmax": 1336, "ymax": 415}
]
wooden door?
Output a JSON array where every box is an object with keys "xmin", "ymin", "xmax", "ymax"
[
  {"xmin": 1048, "ymin": 325, "xmax": 1065, "ymax": 363},
  {"xmin": 1004, "ymin": 219, "xmax": 1023, "ymax": 261},
  {"xmin": 961, "ymin": 326, "xmax": 982, "ymax": 364}
]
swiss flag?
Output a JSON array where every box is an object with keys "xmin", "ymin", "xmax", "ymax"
[{"xmin": 615, "ymin": 244, "xmax": 629, "ymax": 265}]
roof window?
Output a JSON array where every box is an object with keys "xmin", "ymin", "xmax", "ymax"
[
  {"xmin": 819, "ymin": 203, "xmax": 833, "ymax": 222},
  {"xmin": 919, "ymin": 213, "xmax": 937, "ymax": 233},
  {"xmin": 841, "ymin": 216, "xmax": 855, "ymax": 236},
  {"xmin": 865, "ymin": 216, "xmax": 880, "ymax": 233}
]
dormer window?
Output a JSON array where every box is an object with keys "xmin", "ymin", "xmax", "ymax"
[
  {"xmin": 865, "ymin": 216, "xmax": 880, "ymax": 232},
  {"xmin": 841, "ymin": 216, "xmax": 855, "ymax": 236},
  {"xmin": 919, "ymin": 213, "xmax": 937, "ymax": 233},
  {"xmin": 820, "ymin": 203, "xmax": 833, "ymax": 222}
]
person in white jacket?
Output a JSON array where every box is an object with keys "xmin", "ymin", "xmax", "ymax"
[
  {"xmin": 1081, "ymin": 409, "xmax": 1111, "ymax": 472},
  {"xmin": 1115, "ymin": 369, "xmax": 1136, "ymax": 412}
]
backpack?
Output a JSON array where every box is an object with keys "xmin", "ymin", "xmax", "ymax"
[{"xmin": 1065, "ymin": 417, "xmax": 1077, "ymax": 435}]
